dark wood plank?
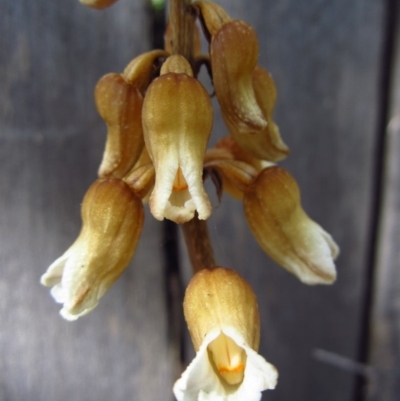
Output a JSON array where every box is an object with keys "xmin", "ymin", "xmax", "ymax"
[
  {"xmin": 179, "ymin": 1, "xmax": 386, "ymax": 401},
  {"xmin": 0, "ymin": 2, "xmax": 177, "ymax": 401},
  {"xmin": 367, "ymin": 3, "xmax": 400, "ymax": 400}
]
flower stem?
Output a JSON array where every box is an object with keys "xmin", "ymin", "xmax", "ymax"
[
  {"xmin": 169, "ymin": 0, "xmax": 215, "ymax": 273},
  {"xmin": 168, "ymin": 0, "xmax": 195, "ymax": 61},
  {"xmin": 182, "ymin": 214, "xmax": 216, "ymax": 273}
]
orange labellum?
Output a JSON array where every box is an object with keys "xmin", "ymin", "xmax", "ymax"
[{"xmin": 173, "ymin": 167, "xmax": 189, "ymax": 191}]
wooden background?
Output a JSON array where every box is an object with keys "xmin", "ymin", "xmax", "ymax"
[{"xmin": 0, "ymin": 0, "xmax": 399, "ymax": 401}]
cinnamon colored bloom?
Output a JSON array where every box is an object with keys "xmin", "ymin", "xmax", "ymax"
[
  {"xmin": 244, "ymin": 167, "xmax": 339, "ymax": 284},
  {"xmin": 142, "ymin": 55, "xmax": 213, "ymax": 223},
  {"xmin": 41, "ymin": 178, "xmax": 144, "ymax": 320},
  {"xmin": 174, "ymin": 267, "xmax": 278, "ymax": 401}
]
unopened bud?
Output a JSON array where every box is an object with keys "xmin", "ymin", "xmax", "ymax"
[
  {"xmin": 211, "ymin": 20, "xmax": 266, "ymax": 134},
  {"xmin": 230, "ymin": 67, "xmax": 289, "ymax": 161},
  {"xmin": 95, "ymin": 73, "xmax": 144, "ymax": 178},
  {"xmin": 194, "ymin": 1, "xmax": 231, "ymax": 36},
  {"xmin": 122, "ymin": 50, "xmax": 169, "ymax": 93}
]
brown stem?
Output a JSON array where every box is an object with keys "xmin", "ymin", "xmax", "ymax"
[
  {"xmin": 182, "ymin": 214, "xmax": 216, "ymax": 273},
  {"xmin": 169, "ymin": 0, "xmax": 195, "ymax": 61},
  {"xmin": 169, "ymin": 0, "xmax": 216, "ymax": 273}
]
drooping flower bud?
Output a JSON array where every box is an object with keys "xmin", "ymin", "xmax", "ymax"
[
  {"xmin": 142, "ymin": 55, "xmax": 213, "ymax": 223},
  {"xmin": 244, "ymin": 167, "xmax": 339, "ymax": 284},
  {"xmin": 210, "ymin": 20, "xmax": 267, "ymax": 133},
  {"xmin": 230, "ymin": 67, "xmax": 289, "ymax": 161},
  {"xmin": 174, "ymin": 267, "xmax": 278, "ymax": 401},
  {"xmin": 95, "ymin": 73, "xmax": 144, "ymax": 178},
  {"xmin": 41, "ymin": 178, "xmax": 144, "ymax": 320},
  {"xmin": 122, "ymin": 50, "xmax": 169, "ymax": 93},
  {"xmin": 95, "ymin": 50, "xmax": 169, "ymax": 179},
  {"xmin": 194, "ymin": 1, "xmax": 231, "ymax": 37}
]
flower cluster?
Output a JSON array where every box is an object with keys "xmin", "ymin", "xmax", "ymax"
[{"xmin": 41, "ymin": 1, "xmax": 339, "ymax": 400}]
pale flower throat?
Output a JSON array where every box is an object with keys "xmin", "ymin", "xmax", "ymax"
[{"xmin": 207, "ymin": 333, "xmax": 247, "ymax": 385}]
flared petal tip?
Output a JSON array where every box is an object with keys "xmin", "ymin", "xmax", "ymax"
[
  {"xmin": 296, "ymin": 265, "xmax": 337, "ymax": 285},
  {"xmin": 319, "ymin": 226, "xmax": 340, "ymax": 260},
  {"xmin": 40, "ymin": 273, "xmax": 56, "ymax": 288},
  {"xmin": 150, "ymin": 177, "xmax": 212, "ymax": 224},
  {"xmin": 299, "ymin": 224, "xmax": 339, "ymax": 285},
  {"xmin": 163, "ymin": 199, "xmax": 197, "ymax": 224},
  {"xmin": 59, "ymin": 301, "xmax": 98, "ymax": 321},
  {"xmin": 173, "ymin": 329, "xmax": 278, "ymax": 401},
  {"xmin": 40, "ymin": 253, "xmax": 68, "ymax": 287}
]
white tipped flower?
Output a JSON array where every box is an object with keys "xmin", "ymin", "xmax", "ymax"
[
  {"xmin": 41, "ymin": 178, "xmax": 144, "ymax": 320},
  {"xmin": 142, "ymin": 55, "xmax": 213, "ymax": 224},
  {"xmin": 174, "ymin": 267, "xmax": 278, "ymax": 401},
  {"xmin": 244, "ymin": 166, "xmax": 339, "ymax": 285}
]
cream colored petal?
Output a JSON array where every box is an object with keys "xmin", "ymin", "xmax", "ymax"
[
  {"xmin": 164, "ymin": 189, "xmax": 197, "ymax": 224},
  {"xmin": 244, "ymin": 167, "xmax": 339, "ymax": 285},
  {"xmin": 174, "ymin": 328, "xmax": 277, "ymax": 401},
  {"xmin": 142, "ymin": 67, "xmax": 213, "ymax": 223},
  {"xmin": 224, "ymin": 327, "xmax": 278, "ymax": 400},
  {"xmin": 280, "ymin": 217, "xmax": 338, "ymax": 285},
  {"xmin": 41, "ymin": 178, "xmax": 144, "ymax": 321},
  {"xmin": 149, "ymin": 154, "xmax": 179, "ymax": 221},
  {"xmin": 180, "ymin": 158, "xmax": 211, "ymax": 221},
  {"xmin": 174, "ymin": 330, "xmax": 223, "ymax": 401},
  {"xmin": 40, "ymin": 251, "xmax": 70, "ymax": 288}
]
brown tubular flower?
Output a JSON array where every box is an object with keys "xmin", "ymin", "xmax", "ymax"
[
  {"xmin": 194, "ymin": 1, "xmax": 231, "ymax": 37},
  {"xmin": 142, "ymin": 55, "xmax": 213, "ymax": 223},
  {"xmin": 244, "ymin": 167, "xmax": 339, "ymax": 285},
  {"xmin": 184, "ymin": 267, "xmax": 260, "ymax": 352},
  {"xmin": 231, "ymin": 67, "xmax": 289, "ymax": 162},
  {"xmin": 211, "ymin": 20, "xmax": 267, "ymax": 134},
  {"xmin": 41, "ymin": 178, "xmax": 144, "ymax": 320},
  {"xmin": 95, "ymin": 50, "xmax": 168, "ymax": 179},
  {"xmin": 95, "ymin": 73, "xmax": 144, "ymax": 178},
  {"xmin": 197, "ymin": 2, "xmax": 288, "ymax": 162},
  {"xmin": 79, "ymin": 0, "xmax": 119, "ymax": 9},
  {"xmin": 174, "ymin": 267, "xmax": 277, "ymax": 401},
  {"xmin": 196, "ymin": 2, "xmax": 267, "ymax": 135}
]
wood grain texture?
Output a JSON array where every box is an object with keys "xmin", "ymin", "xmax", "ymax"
[
  {"xmin": 0, "ymin": 1, "xmax": 391, "ymax": 401},
  {"xmin": 367, "ymin": 2, "xmax": 400, "ymax": 400},
  {"xmin": 0, "ymin": 2, "xmax": 177, "ymax": 401},
  {"xmin": 179, "ymin": 1, "xmax": 386, "ymax": 401}
]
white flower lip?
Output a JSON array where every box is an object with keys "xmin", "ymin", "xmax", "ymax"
[
  {"xmin": 149, "ymin": 154, "xmax": 211, "ymax": 224},
  {"xmin": 40, "ymin": 178, "xmax": 144, "ymax": 321},
  {"xmin": 40, "ymin": 239, "xmax": 105, "ymax": 321},
  {"xmin": 173, "ymin": 328, "xmax": 278, "ymax": 401}
]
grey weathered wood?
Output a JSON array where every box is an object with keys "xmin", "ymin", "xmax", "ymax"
[
  {"xmin": 179, "ymin": 1, "xmax": 386, "ymax": 401},
  {"xmin": 1, "ymin": 0, "xmax": 391, "ymax": 400},
  {"xmin": 367, "ymin": 3, "xmax": 400, "ymax": 400},
  {"xmin": 0, "ymin": 2, "xmax": 177, "ymax": 401}
]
